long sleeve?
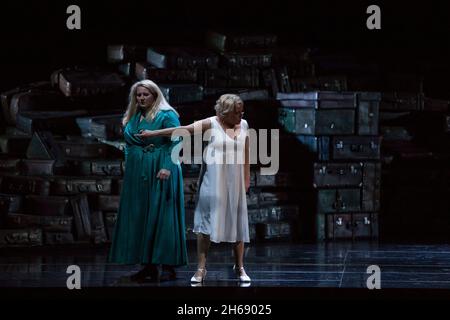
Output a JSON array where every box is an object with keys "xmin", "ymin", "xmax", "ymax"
[{"xmin": 161, "ymin": 110, "xmax": 182, "ymax": 170}]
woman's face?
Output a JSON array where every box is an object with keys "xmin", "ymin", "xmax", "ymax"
[
  {"xmin": 136, "ymin": 86, "xmax": 155, "ymax": 110},
  {"xmin": 223, "ymin": 102, "xmax": 244, "ymax": 125}
]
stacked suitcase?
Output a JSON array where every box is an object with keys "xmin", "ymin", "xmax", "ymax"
[
  {"xmin": 0, "ymin": 68, "xmax": 127, "ymax": 247},
  {"xmin": 277, "ymin": 91, "xmax": 381, "ymax": 241}
]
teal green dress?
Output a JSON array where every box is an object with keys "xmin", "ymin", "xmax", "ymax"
[{"xmin": 108, "ymin": 109, "xmax": 187, "ymax": 266}]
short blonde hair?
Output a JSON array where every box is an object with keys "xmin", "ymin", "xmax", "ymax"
[{"xmin": 214, "ymin": 94, "xmax": 243, "ymax": 118}]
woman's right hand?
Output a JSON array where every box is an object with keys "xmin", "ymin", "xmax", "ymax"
[{"xmin": 135, "ymin": 129, "xmax": 156, "ymax": 138}]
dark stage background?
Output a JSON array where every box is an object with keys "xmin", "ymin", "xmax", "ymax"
[{"xmin": 1, "ymin": 0, "xmax": 450, "ymax": 245}]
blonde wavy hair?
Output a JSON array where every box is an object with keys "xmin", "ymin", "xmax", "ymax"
[
  {"xmin": 122, "ymin": 80, "xmax": 179, "ymax": 126},
  {"xmin": 214, "ymin": 94, "xmax": 243, "ymax": 118}
]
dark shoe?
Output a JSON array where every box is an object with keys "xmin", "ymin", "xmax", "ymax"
[
  {"xmin": 161, "ymin": 265, "xmax": 177, "ymax": 281},
  {"xmin": 130, "ymin": 265, "xmax": 159, "ymax": 282}
]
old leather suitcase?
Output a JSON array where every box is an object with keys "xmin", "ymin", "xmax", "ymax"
[
  {"xmin": 255, "ymin": 171, "xmax": 294, "ymax": 188},
  {"xmin": 362, "ymin": 162, "xmax": 381, "ymax": 212},
  {"xmin": 277, "ymin": 91, "xmax": 359, "ymax": 108},
  {"xmin": 1, "ymin": 82, "xmax": 52, "ymax": 124},
  {"xmin": 135, "ymin": 62, "xmax": 198, "ymax": 82},
  {"xmin": 326, "ymin": 212, "xmax": 378, "ymax": 240},
  {"xmin": 21, "ymin": 159, "xmax": 55, "ymax": 176},
  {"xmin": 26, "ymin": 131, "xmax": 65, "ymax": 168},
  {"xmin": 317, "ymin": 188, "xmax": 361, "ymax": 213},
  {"xmin": 159, "ymin": 84, "xmax": 204, "ymax": 105},
  {"xmin": 57, "ymin": 69, "xmax": 126, "ymax": 97},
  {"xmin": 332, "ymin": 136, "xmax": 381, "ymax": 160},
  {"xmin": 97, "ymin": 195, "xmax": 120, "ymax": 211},
  {"xmin": 70, "ymin": 159, "xmax": 125, "ymax": 176},
  {"xmin": 357, "ymin": 92, "xmax": 380, "ymax": 135},
  {"xmin": 248, "ymin": 205, "xmax": 299, "ymax": 224},
  {"xmin": 57, "ymin": 140, "xmax": 110, "ymax": 159},
  {"xmin": 16, "ymin": 110, "xmax": 87, "ymax": 135},
  {"xmin": 198, "ymin": 68, "xmax": 260, "ymax": 88},
  {"xmin": 254, "ymin": 221, "xmax": 292, "ymax": 241},
  {"xmin": 0, "ymin": 193, "xmax": 24, "ymax": 213},
  {"xmin": 0, "ymin": 156, "xmax": 21, "ymax": 175},
  {"xmin": 0, "ymin": 228, "xmax": 43, "ymax": 247},
  {"xmin": 258, "ymin": 191, "xmax": 292, "ymax": 206},
  {"xmin": 24, "ymin": 195, "xmax": 72, "ymax": 216},
  {"xmin": 313, "ymin": 162, "xmax": 363, "ymax": 188},
  {"xmin": 75, "ymin": 112, "xmax": 123, "ymax": 138},
  {"xmin": 147, "ymin": 47, "xmax": 219, "ymax": 69},
  {"xmin": 6, "ymin": 213, "xmax": 73, "ymax": 233},
  {"xmin": 0, "ymin": 134, "xmax": 31, "ymax": 155},
  {"xmin": 44, "ymin": 232, "xmax": 75, "ymax": 245},
  {"xmin": 278, "ymin": 108, "xmax": 355, "ymax": 135},
  {"xmin": 107, "ymin": 45, "xmax": 146, "ymax": 63},
  {"xmin": 8, "ymin": 90, "xmax": 75, "ymax": 125},
  {"xmin": 295, "ymin": 136, "xmax": 381, "ymax": 161},
  {"xmin": 70, "ymin": 194, "xmax": 91, "ymax": 241},
  {"xmin": 90, "ymin": 115, "xmax": 124, "ymax": 140},
  {"xmin": 206, "ymin": 31, "xmax": 277, "ymax": 52},
  {"xmin": 1, "ymin": 175, "xmax": 51, "ymax": 195},
  {"xmin": 50, "ymin": 177, "xmax": 112, "ymax": 195},
  {"xmin": 221, "ymin": 51, "xmax": 272, "ymax": 68}
]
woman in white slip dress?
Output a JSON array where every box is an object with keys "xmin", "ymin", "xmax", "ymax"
[{"xmin": 136, "ymin": 94, "xmax": 251, "ymax": 283}]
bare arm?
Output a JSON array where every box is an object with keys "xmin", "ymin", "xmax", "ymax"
[
  {"xmin": 135, "ymin": 118, "xmax": 212, "ymax": 138},
  {"xmin": 244, "ymin": 135, "xmax": 250, "ymax": 192}
]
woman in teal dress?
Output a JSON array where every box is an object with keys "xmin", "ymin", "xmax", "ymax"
[{"xmin": 109, "ymin": 80, "xmax": 187, "ymax": 282}]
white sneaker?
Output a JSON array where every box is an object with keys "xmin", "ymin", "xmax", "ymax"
[
  {"xmin": 190, "ymin": 268, "xmax": 207, "ymax": 283},
  {"xmin": 233, "ymin": 265, "xmax": 251, "ymax": 282}
]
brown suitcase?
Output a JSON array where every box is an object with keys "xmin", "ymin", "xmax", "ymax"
[
  {"xmin": 44, "ymin": 232, "xmax": 75, "ymax": 245},
  {"xmin": 1, "ymin": 82, "xmax": 53, "ymax": 125},
  {"xmin": 69, "ymin": 159, "xmax": 125, "ymax": 176},
  {"xmin": 6, "ymin": 213, "xmax": 73, "ymax": 233},
  {"xmin": 313, "ymin": 162, "xmax": 364, "ymax": 188},
  {"xmin": 21, "ymin": 159, "xmax": 55, "ymax": 176},
  {"xmin": 57, "ymin": 69, "xmax": 126, "ymax": 97},
  {"xmin": 0, "ymin": 228, "xmax": 43, "ymax": 247},
  {"xmin": 1, "ymin": 175, "xmax": 51, "ymax": 195},
  {"xmin": 50, "ymin": 177, "xmax": 112, "ymax": 195},
  {"xmin": 97, "ymin": 195, "xmax": 120, "ymax": 211},
  {"xmin": 9, "ymin": 90, "xmax": 75, "ymax": 125},
  {"xmin": 0, "ymin": 156, "xmax": 21, "ymax": 174},
  {"xmin": 135, "ymin": 62, "xmax": 198, "ymax": 82},
  {"xmin": 0, "ymin": 135, "xmax": 31, "ymax": 155},
  {"xmin": 24, "ymin": 195, "xmax": 72, "ymax": 216},
  {"xmin": 206, "ymin": 31, "xmax": 277, "ymax": 52}
]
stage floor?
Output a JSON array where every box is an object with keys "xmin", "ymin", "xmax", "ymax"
[{"xmin": 2, "ymin": 241, "xmax": 450, "ymax": 290}]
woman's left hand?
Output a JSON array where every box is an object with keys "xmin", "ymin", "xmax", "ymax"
[
  {"xmin": 135, "ymin": 129, "xmax": 155, "ymax": 138},
  {"xmin": 157, "ymin": 169, "xmax": 171, "ymax": 180}
]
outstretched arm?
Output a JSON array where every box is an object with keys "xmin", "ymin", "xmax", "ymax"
[{"xmin": 135, "ymin": 118, "xmax": 212, "ymax": 138}]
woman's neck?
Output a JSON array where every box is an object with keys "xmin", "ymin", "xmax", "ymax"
[{"xmin": 218, "ymin": 117, "xmax": 235, "ymax": 129}]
